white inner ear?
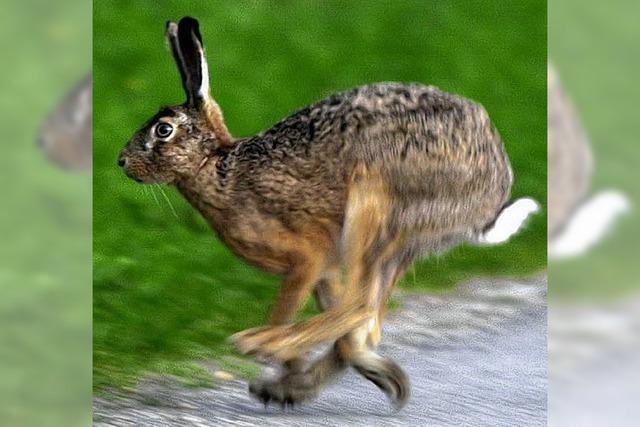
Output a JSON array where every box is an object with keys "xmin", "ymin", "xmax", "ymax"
[{"xmin": 198, "ymin": 46, "xmax": 210, "ymax": 99}]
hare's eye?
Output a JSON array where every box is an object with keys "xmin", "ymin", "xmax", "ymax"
[{"xmin": 155, "ymin": 123, "xmax": 174, "ymax": 138}]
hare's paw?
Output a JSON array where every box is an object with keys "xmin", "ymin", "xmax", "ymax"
[
  {"xmin": 233, "ymin": 305, "xmax": 372, "ymax": 361},
  {"xmin": 249, "ymin": 371, "xmax": 320, "ymax": 408},
  {"xmin": 230, "ymin": 325, "xmax": 287, "ymax": 358},
  {"xmin": 353, "ymin": 353, "xmax": 411, "ymax": 410}
]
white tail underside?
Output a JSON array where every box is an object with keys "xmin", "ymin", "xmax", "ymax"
[{"xmin": 478, "ymin": 198, "xmax": 540, "ymax": 245}]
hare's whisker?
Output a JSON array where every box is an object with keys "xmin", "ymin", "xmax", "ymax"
[
  {"xmin": 141, "ymin": 186, "xmax": 153, "ymax": 203},
  {"xmin": 156, "ymin": 184, "xmax": 178, "ymax": 219},
  {"xmin": 148, "ymin": 185, "xmax": 161, "ymax": 207}
]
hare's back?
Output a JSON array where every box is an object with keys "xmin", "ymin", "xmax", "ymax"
[{"xmin": 231, "ymin": 83, "xmax": 512, "ymax": 235}]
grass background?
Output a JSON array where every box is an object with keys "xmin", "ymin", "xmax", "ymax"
[{"xmin": 94, "ymin": 0, "xmax": 546, "ymax": 390}]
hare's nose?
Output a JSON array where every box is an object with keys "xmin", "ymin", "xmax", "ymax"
[{"xmin": 118, "ymin": 156, "xmax": 127, "ymax": 167}]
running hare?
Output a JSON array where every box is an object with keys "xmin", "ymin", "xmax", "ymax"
[{"xmin": 119, "ymin": 17, "xmax": 538, "ymax": 409}]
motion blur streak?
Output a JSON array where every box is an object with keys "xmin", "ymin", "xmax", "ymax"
[
  {"xmin": 549, "ymin": 0, "xmax": 640, "ymax": 425},
  {"xmin": 0, "ymin": 1, "xmax": 91, "ymax": 426}
]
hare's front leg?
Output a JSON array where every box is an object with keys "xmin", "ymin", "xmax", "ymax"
[
  {"xmin": 235, "ymin": 253, "xmax": 344, "ymax": 407},
  {"xmin": 231, "ymin": 256, "xmax": 324, "ymax": 355},
  {"xmin": 248, "ymin": 268, "xmax": 349, "ymax": 406}
]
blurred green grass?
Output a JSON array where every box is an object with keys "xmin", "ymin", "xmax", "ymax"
[
  {"xmin": 94, "ymin": 0, "xmax": 546, "ymax": 390},
  {"xmin": 0, "ymin": 1, "xmax": 91, "ymax": 425},
  {"xmin": 549, "ymin": 0, "xmax": 640, "ymax": 299}
]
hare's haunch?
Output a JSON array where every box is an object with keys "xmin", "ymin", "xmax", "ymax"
[{"xmin": 118, "ymin": 17, "xmax": 537, "ymax": 410}]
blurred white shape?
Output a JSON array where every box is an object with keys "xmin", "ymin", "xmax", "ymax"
[
  {"xmin": 478, "ymin": 198, "xmax": 540, "ymax": 244},
  {"xmin": 548, "ymin": 190, "xmax": 630, "ymax": 259}
]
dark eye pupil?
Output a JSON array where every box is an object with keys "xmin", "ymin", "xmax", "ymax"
[{"xmin": 156, "ymin": 123, "xmax": 173, "ymax": 138}]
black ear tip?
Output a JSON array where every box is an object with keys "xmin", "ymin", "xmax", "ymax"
[
  {"xmin": 178, "ymin": 16, "xmax": 199, "ymax": 28},
  {"xmin": 177, "ymin": 16, "xmax": 203, "ymax": 44}
]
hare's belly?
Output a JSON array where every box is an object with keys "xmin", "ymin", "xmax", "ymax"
[{"xmin": 216, "ymin": 211, "xmax": 340, "ymax": 275}]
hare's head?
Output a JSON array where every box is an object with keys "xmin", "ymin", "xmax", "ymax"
[{"xmin": 119, "ymin": 17, "xmax": 232, "ymax": 184}]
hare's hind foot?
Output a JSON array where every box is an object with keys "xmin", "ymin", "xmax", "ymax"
[{"xmin": 352, "ymin": 352, "xmax": 411, "ymax": 410}]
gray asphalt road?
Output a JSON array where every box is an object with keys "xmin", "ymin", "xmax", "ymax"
[{"xmin": 94, "ymin": 276, "xmax": 547, "ymax": 426}]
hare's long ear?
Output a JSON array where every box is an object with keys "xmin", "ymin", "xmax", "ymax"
[
  {"xmin": 166, "ymin": 21, "xmax": 191, "ymax": 101},
  {"xmin": 166, "ymin": 17, "xmax": 233, "ymax": 147}
]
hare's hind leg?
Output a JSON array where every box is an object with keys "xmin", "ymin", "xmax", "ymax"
[
  {"xmin": 366, "ymin": 248, "xmax": 415, "ymax": 348},
  {"xmin": 337, "ymin": 242, "xmax": 414, "ymax": 410},
  {"xmin": 330, "ymin": 181, "xmax": 419, "ymax": 409}
]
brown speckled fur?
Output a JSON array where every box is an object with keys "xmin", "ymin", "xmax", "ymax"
[{"xmin": 119, "ymin": 17, "xmax": 513, "ymax": 409}]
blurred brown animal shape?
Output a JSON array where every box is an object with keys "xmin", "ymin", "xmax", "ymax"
[{"xmin": 38, "ymin": 73, "xmax": 92, "ymax": 170}]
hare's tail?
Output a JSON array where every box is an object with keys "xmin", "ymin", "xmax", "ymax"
[{"xmin": 477, "ymin": 198, "xmax": 540, "ymax": 245}]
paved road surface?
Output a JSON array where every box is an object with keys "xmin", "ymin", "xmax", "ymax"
[{"xmin": 94, "ymin": 276, "xmax": 546, "ymax": 426}]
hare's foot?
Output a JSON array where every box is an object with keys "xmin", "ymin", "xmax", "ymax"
[
  {"xmin": 232, "ymin": 305, "xmax": 371, "ymax": 361},
  {"xmin": 230, "ymin": 325, "xmax": 288, "ymax": 359},
  {"xmin": 250, "ymin": 343, "xmax": 349, "ymax": 408},
  {"xmin": 352, "ymin": 352, "xmax": 411, "ymax": 410},
  {"xmin": 249, "ymin": 370, "xmax": 320, "ymax": 408}
]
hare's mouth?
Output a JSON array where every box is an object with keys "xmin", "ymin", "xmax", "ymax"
[
  {"xmin": 124, "ymin": 171, "xmax": 162, "ymax": 184},
  {"xmin": 119, "ymin": 158, "xmax": 161, "ymax": 184},
  {"xmin": 123, "ymin": 170, "xmax": 150, "ymax": 184}
]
